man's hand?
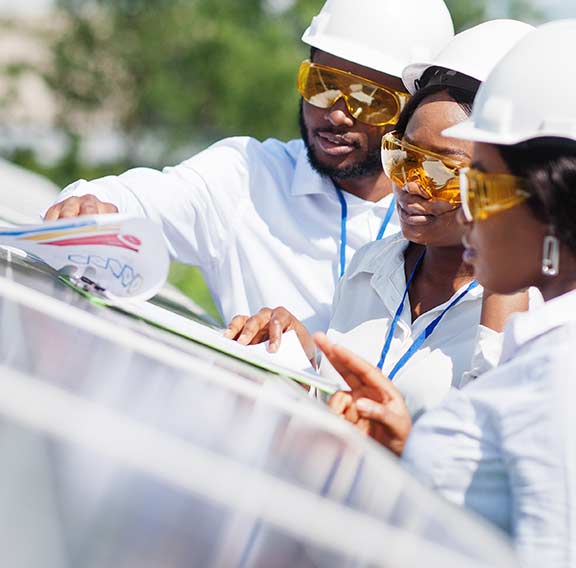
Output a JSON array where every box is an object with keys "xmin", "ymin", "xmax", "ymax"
[
  {"xmin": 315, "ymin": 332, "xmax": 412, "ymax": 457},
  {"xmin": 224, "ymin": 306, "xmax": 315, "ymax": 360},
  {"xmin": 44, "ymin": 195, "xmax": 118, "ymax": 221}
]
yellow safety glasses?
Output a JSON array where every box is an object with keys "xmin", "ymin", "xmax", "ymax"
[
  {"xmin": 459, "ymin": 167, "xmax": 531, "ymax": 222},
  {"xmin": 381, "ymin": 133, "xmax": 467, "ymax": 204},
  {"xmin": 297, "ymin": 60, "xmax": 410, "ymax": 127}
]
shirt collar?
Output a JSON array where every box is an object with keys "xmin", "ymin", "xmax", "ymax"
[
  {"xmin": 347, "ymin": 233, "xmax": 407, "ymax": 279},
  {"xmin": 290, "ymin": 145, "xmax": 337, "ymax": 197},
  {"xmin": 501, "ymin": 289, "xmax": 576, "ymax": 362},
  {"xmin": 347, "ymin": 235, "xmax": 483, "ymax": 319},
  {"xmin": 290, "ymin": 142, "xmax": 396, "ymax": 214}
]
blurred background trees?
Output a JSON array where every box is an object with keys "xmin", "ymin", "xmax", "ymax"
[
  {"xmin": 0, "ymin": 0, "xmax": 545, "ymax": 319},
  {"xmin": 2, "ymin": 0, "xmax": 544, "ymax": 181}
]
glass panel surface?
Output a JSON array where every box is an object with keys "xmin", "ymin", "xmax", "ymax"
[{"xmin": 0, "ymin": 252, "xmax": 518, "ymax": 567}]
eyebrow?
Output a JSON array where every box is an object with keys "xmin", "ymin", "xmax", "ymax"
[{"xmin": 404, "ymin": 134, "xmax": 470, "ymax": 160}]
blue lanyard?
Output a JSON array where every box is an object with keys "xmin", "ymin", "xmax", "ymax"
[
  {"xmin": 336, "ymin": 189, "xmax": 396, "ymax": 278},
  {"xmin": 377, "ymin": 251, "xmax": 479, "ymax": 379}
]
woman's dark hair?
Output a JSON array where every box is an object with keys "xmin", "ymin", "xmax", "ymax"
[
  {"xmin": 394, "ymin": 79, "xmax": 478, "ymax": 138},
  {"xmin": 497, "ymin": 139, "xmax": 576, "ymax": 254}
]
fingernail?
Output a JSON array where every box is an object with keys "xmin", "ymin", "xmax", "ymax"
[
  {"xmin": 268, "ymin": 342, "xmax": 279, "ymax": 353},
  {"xmin": 238, "ymin": 334, "xmax": 249, "ymax": 345}
]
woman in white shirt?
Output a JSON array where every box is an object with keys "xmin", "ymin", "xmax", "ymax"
[
  {"xmin": 227, "ymin": 21, "xmax": 532, "ymax": 419},
  {"xmin": 316, "ymin": 82, "xmax": 505, "ymax": 419},
  {"xmin": 318, "ymin": 21, "xmax": 576, "ymax": 566}
]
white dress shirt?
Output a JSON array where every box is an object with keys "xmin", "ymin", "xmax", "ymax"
[
  {"xmin": 320, "ymin": 234, "xmax": 501, "ymax": 419},
  {"xmin": 403, "ymin": 289, "xmax": 576, "ymax": 567},
  {"xmin": 52, "ymin": 137, "xmax": 399, "ymax": 333}
]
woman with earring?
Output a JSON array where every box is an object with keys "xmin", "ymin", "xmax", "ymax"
[
  {"xmin": 319, "ymin": 21, "xmax": 576, "ymax": 566},
  {"xmin": 226, "ymin": 21, "xmax": 533, "ymax": 420}
]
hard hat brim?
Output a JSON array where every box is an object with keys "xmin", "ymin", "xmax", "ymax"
[
  {"xmin": 443, "ymin": 120, "xmax": 530, "ymax": 146},
  {"xmin": 302, "ymin": 32, "xmax": 405, "ymax": 78},
  {"xmin": 444, "ymin": 120, "xmax": 576, "ymax": 147},
  {"xmin": 402, "ymin": 63, "xmax": 432, "ymax": 95}
]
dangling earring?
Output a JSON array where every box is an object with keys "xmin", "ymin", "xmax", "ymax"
[{"xmin": 542, "ymin": 230, "xmax": 560, "ymax": 277}]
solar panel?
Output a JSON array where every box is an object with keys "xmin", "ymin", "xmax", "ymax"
[{"xmin": 0, "ymin": 250, "xmax": 518, "ymax": 567}]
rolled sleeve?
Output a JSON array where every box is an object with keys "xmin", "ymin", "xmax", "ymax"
[{"xmin": 49, "ymin": 139, "xmax": 253, "ymax": 267}]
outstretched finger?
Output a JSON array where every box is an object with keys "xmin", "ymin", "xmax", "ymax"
[
  {"xmin": 315, "ymin": 332, "xmax": 399, "ymax": 400},
  {"xmin": 332, "ymin": 344, "xmax": 400, "ymax": 400},
  {"xmin": 313, "ymin": 333, "xmax": 367, "ymax": 391},
  {"xmin": 223, "ymin": 315, "xmax": 249, "ymax": 340}
]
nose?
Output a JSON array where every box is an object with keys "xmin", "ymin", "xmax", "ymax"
[
  {"xmin": 402, "ymin": 179, "xmax": 431, "ymax": 200},
  {"xmin": 324, "ymin": 97, "xmax": 355, "ymax": 128}
]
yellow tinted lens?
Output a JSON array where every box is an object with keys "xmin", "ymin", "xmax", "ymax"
[
  {"xmin": 345, "ymin": 82, "xmax": 400, "ymax": 125},
  {"xmin": 381, "ymin": 134, "xmax": 462, "ymax": 202},
  {"xmin": 436, "ymin": 178, "xmax": 462, "ymax": 204},
  {"xmin": 298, "ymin": 61, "xmax": 406, "ymax": 126},
  {"xmin": 298, "ymin": 61, "xmax": 342, "ymax": 108},
  {"xmin": 420, "ymin": 159, "xmax": 460, "ymax": 203},
  {"xmin": 462, "ymin": 169, "xmax": 529, "ymax": 220},
  {"xmin": 381, "ymin": 136, "xmax": 412, "ymax": 186}
]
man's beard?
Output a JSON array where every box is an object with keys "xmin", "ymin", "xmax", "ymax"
[{"xmin": 299, "ymin": 101, "xmax": 382, "ymax": 181}]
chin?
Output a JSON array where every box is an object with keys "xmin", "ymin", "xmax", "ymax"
[
  {"xmin": 473, "ymin": 267, "xmax": 525, "ymax": 295},
  {"xmin": 400, "ymin": 225, "xmax": 435, "ymax": 246},
  {"xmin": 400, "ymin": 225, "xmax": 423, "ymax": 242}
]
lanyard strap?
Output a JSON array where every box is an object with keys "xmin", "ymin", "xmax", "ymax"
[
  {"xmin": 336, "ymin": 189, "xmax": 396, "ymax": 278},
  {"xmin": 376, "ymin": 250, "xmax": 425, "ymax": 371},
  {"xmin": 377, "ymin": 256, "xmax": 479, "ymax": 379}
]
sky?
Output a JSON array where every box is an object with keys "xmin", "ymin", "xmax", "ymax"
[
  {"xmin": 0, "ymin": 0, "xmax": 52, "ymax": 16},
  {"xmin": 536, "ymin": 0, "xmax": 576, "ymax": 17}
]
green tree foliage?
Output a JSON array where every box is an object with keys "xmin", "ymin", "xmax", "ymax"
[
  {"xmin": 13, "ymin": 0, "xmax": 542, "ymax": 170},
  {"xmin": 445, "ymin": 0, "xmax": 541, "ymax": 31},
  {"xmin": 444, "ymin": 0, "xmax": 489, "ymax": 31},
  {"xmin": 47, "ymin": 0, "xmax": 321, "ymax": 164}
]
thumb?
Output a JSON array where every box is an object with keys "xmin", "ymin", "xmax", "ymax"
[{"xmin": 355, "ymin": 398, "xmax": 391, "ymax": 424}]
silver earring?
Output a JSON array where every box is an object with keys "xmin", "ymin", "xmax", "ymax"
[{"xmin": 542, "ymin": 233, "xmax": 560, "ymax": 277}]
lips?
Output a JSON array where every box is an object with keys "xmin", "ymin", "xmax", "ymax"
[
  {"xmin": 315, "ymin": 130, "xmax": 359, "ymax": 156},
  {"xmin": 397, "ymin": 202, "xmax": 435, "ymax": 226},
  {"xmin": 462, "ymin": 247, "xmax": 477, "ymax": 264},
  {"xmin": 461, "ymin": 235, "xmax": 477, "ymax": 264}
]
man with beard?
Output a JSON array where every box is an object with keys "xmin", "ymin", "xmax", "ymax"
[{"xmin": 45, "ymin": 0, "xmax": 454, "ymax": 333}]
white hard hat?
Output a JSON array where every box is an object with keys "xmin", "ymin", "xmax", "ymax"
[
  {"xmin": 444, "ymin": 20, "xmax": 576, "ymax": 146},
  {"xmin": 403, "ymin": 19, "xmax": 534, "ymax": 95},
  {"xmin": 301, "ymin": 0, "xmax": 454, "ymax": 79}
]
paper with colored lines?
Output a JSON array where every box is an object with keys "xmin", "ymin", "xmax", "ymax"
[{"xmin": 0, "ymin": 215, "xmax": 170, "ymax": 301}]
